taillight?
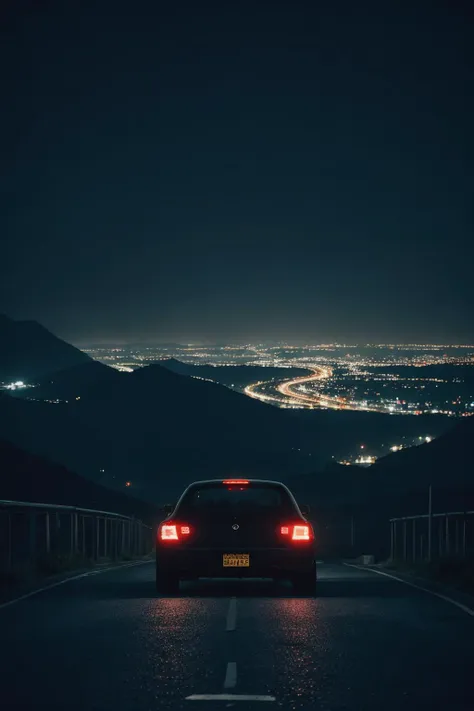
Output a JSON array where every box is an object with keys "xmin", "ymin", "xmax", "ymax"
[
  {"xmin": 292, "ymin": 525, "xmax": 311, "ymax": 541},
  {"xmin": 159, "ymin": 522, "xmax": 192, "ymax": 541},
  {"xmin": 280, "ymin": 523, "xmax": 313, "ymax": 542},
  {"xmin": 160, "ymin": 524, "xmax": 178, "ymax": 540}
]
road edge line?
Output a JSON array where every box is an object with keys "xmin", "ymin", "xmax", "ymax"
[
  {"xmin": 344, "ymin": 563, "xmax": 474, "ymax": 617},
  {"xmin": 0, "ymin": 559, "xmax": 153, "ymax": 611}
]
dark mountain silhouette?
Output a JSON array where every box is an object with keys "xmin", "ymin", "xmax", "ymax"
[
  {"xmin": 0, "ymin": 314, "xmax": 90, "ymax": 382},
  {"xmin": 289, "ymin": 417, "xmax": 473, "ymax": 509},
  {"xmin": 0, "ymin": 440, "xmax": 158, "ymax": 525},
  {"xmin": 14, "ymin": 360, "xmax": 122, "ymax": 401},
  {"xmin": 0, "ymin": 363, "xmax": 309, "ymax": 501},
  {"xmin": 158, "ymin": 358, "xmax": 310, "ymax": 388},
  {"xmin": 369, "ymin": 416, "xmax": 473, "ymax": 495},
  {"xmin": 286, "ymin": 417, "xmax": 474, "ymax": 559}
]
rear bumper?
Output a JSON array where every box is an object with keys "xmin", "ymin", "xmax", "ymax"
[{"xmin": 156, "ymin": 546, "xmax": 316, "ymax": 578}]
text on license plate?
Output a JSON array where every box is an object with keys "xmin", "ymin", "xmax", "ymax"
[{"xmin": 223, "ymin": 554, "xmax": 250, "ymax": 567}]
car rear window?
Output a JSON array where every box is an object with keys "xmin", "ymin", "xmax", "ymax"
[{"xmin": 179, "ymin": 484, "xmax": 294, "ymax": 517}]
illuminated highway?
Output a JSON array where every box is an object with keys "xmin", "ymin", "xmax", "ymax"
[{"xmin": 245, "ymin": 366, "xmax": 397, "ymax": 413}]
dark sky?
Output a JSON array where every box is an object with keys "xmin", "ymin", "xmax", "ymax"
[{"xmin": 1, "ymin": 1, "xmax": 473, "ymax": 345}]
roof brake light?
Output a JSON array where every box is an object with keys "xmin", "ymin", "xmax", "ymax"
[{"xmin": 223, "ymin": 479, "xmax": 249, "ymax": 485}]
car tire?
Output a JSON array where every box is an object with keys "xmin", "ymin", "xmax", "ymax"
[
  {"xmin": 156, "ymin": 567, "xmax": 180, "ymax": 594},
  {"xmin": 292, "ymin": 566, "xmax": 317, "ymax": 596}
]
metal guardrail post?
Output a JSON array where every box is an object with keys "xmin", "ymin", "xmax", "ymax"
[
  {"xmin": 420, "ymin": 534, "xmax": 424, "ymax": 562},
  {"xmin": 45, "ymin": 512, "xmax": 50, "ymax": 555},
  {"xmin": 390, "ymin": 521, "xmax": 394, "ymax": 560},
  {"xmin": 445, "ymin": 516, "xmax": 450, "ymax": 556},
  {"xmin": 104, "ymin": 517, "xmax": 108, "ymax": 558},
  {"xmin": 121, "ymin": 520, "xmax": 125, "ymax": 557},
  {"xmin": 96, "ymin": 517, "xmax": 101, "ymax": 560},
  {"xmin": 462, "ymin": 518, "xmax": 467, "ymax": 557},
  {"xmin": 7, "ymin": 513, "xmax": 12, "ymax": 573},
  {"xmin": 393, "ymin": 520, "xmax": 397, "ymax": 560},
  {"xmin": 70, "ymin": 513, "xmax": 74, "ymax": 555},
  {"xmin": 29, "ymin": 513, "xmax": 37, "ymax": 560},
  {"xmin": 455, "ymin": 518, "xmax": 459, "ymax": 556},
  {"xmin": 403, "ymin": 520, "xmax": 407, "ymax": 561},
  {"xmin": 427, "ymin": 485, "xmax": 432, "ymax": 563},
  {"xmin": 81, "ymin": 516, "xmax": 86, "ymax": 556},
  {"xmin": 74, "ymin": 513, "xmax": 79, "ymax": 554},
  {"xmin": 412, "ymin": 519, "xmax": 416, "ymax": 561},
  {"xmin": 439, "ymin": 518, "xmax": 443, "ymax": 557}
]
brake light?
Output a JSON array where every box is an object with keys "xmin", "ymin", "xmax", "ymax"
[
  {"xmin": 280, "ymin": 523, "xmax": 313, "ymax": 541},
  {"xmin": 292, "ymin": 525, "xmax": 311, "ymax": 541},
  {"xmin": 159, "ymin": 522, "xmax": 192, "ymax": 541},
  {"xmin": 160, "ymin": 524, "xmax": 178, "ymax": 540},
  {"xmin": 223, "ymin": 479, "xmax": 249, "ymax": 485}
]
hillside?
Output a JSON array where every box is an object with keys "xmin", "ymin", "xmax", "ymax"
[
  {"xmin": 0, "ymin": 314, "xmax": 90, "ymax": 383},
  {"xmin": 0, "ymin": 440, "xmax": 158, "ymax": 525},
  {"xmin": 288, "ymin": 417, "xmax": 474, "ymax": 513},
  {"xmin": 369, "ymin": 416, "xmax": 473, "ymax": 494},
  {"xmin": 0, "ymin": 362, "xmax": 309, "ymax": 501},
  {"xmin": 286, "ymin": 417, "xmax": 474, "ymax": 558},
  {"xmin": 13, "ymin": 360, "xmax": 122, "ymax": 401}
]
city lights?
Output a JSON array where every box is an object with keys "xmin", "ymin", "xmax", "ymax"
[{"xmin": 81, "ymin": 342, "xmax": 474, "ymax": 418}]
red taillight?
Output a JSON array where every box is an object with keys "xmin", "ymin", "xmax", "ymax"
[
  {"xmin": 280, "ymin": 523, "xmax": 313, "ymax": 542},
  {"xmin": 159, "ymin": 522, "xmax": 192, "ymax": 541},
  {"xmin": 223, "ymin": 479, "xmax": 249, "ymax": 485},
  {"xmin": 160, "ymin": 524, "xmax": 178, "ymax": 540},
  {"xmin": 292, "ymin": 525, "xmax": 311, "ymax": 541}
]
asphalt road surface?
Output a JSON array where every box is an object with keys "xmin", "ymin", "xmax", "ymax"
[{"xmin": 1, "ymin": 562, "xmax": 473, "ymax": 710}]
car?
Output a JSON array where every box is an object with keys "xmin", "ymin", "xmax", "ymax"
[{"xmin": 155, "ymin": 478, "xmax": 317, "ymax": 595}]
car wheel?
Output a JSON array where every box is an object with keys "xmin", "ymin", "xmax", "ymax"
[
  {"xmin": 156, "ymin": 567, "xmax": 180, "ymax": 594},
  {"xmin": 292, "ymin": 567, "xmax": 317, "ymax": 596}
]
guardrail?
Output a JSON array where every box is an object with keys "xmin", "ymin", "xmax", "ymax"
[
  {"xmin": 390, "ymin": 510, "xmax": 474, "ymax": 563},
  {"xmin": 0, "ymin": 499, "xmax": 155, "ymax": 577}
]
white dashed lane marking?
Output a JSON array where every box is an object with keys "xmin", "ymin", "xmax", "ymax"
[
  {"xmin": 223, "ymin": 661, "xmax": 237, "ymax": 689},
  {"xmin": 226, "ymin": 596, "xmax": 237, "ymax": 631}
]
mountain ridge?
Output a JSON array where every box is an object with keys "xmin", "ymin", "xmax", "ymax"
[{"xmin": 0, "ymin": 315, "xmax": 90, "ymax": 382}]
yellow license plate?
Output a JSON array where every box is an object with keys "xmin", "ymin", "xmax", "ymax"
[{"xmin": 223, "ymin": 553, "xmax": 250, "ymax": 567}]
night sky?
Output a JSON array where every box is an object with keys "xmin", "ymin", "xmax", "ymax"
[{"xmin": 2, "ymin": 1, "xmax": 473, "ymax": 345}]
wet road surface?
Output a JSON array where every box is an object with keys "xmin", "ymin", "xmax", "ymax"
[{"xmin": 1, "ymin": 562, "xmax": 473, "ymax": 710}]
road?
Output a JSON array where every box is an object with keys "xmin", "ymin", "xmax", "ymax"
[
  {"xmin": 1, "ymin": 561, "xmax": 473, "ymax": 710},
  {"xmin": 245, "ymin": 367, "xmax": 381, "ymax": 412},
  {"xmin": 245, "ymin": 367, "xmax": 334, "ymax": 409},
  {"xmin": 245, "ymin": 367, "xmax": 405, "ymax": 414}
]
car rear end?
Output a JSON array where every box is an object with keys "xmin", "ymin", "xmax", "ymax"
[{"xmin": 155, "ymin": 478, "xmax": 317, "ymax": 594}]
